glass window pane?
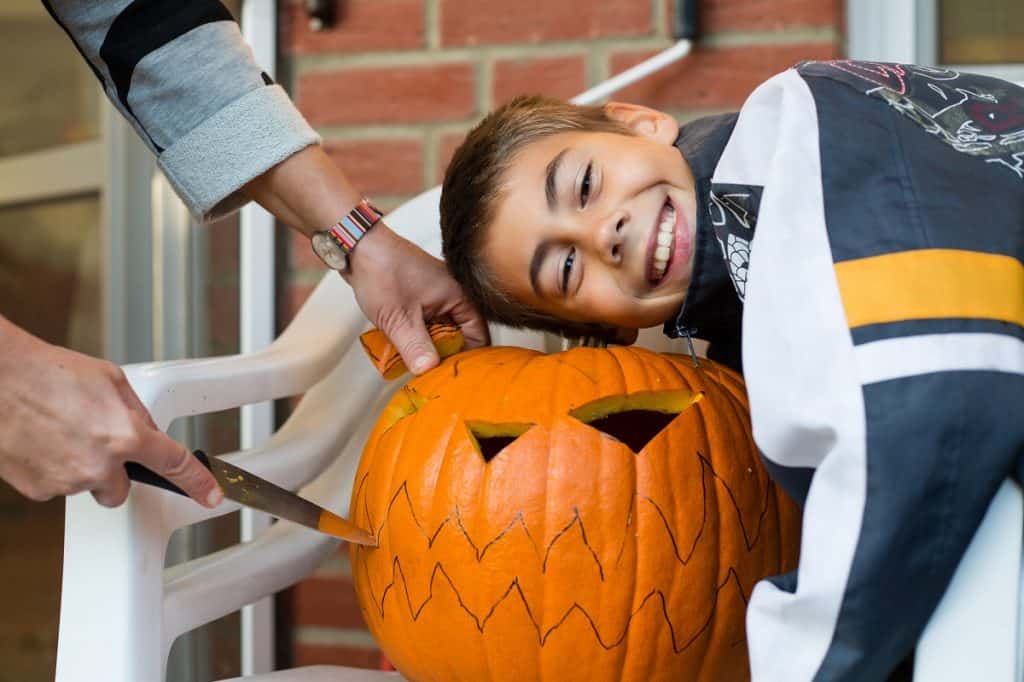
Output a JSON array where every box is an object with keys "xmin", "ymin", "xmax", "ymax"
[
  {"xmin": 0, "ymin": 194, "xmax": 102, "ymax": 355},
  {"xmin": 0, "ymin": 1, "xmax": 100, "ymax": 158},
  {"xmin": 940, "ymin": 0, "xmax": 1024, "ymax": 64}
]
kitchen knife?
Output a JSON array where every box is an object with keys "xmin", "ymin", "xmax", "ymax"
[{"xmin": 125, "ymin": 450, "xmax": 376, "ymax": 546}]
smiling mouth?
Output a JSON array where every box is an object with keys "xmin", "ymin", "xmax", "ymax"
[{"xmin": 647, "ymin": 199, "xmax": 676, "ymax": 286}]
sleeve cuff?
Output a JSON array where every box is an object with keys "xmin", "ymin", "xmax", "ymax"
[{"xmin": 157, "ymin": 85, "xmax": 321, "ymax": 223}]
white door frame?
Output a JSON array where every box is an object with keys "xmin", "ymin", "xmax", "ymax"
[{"xmin": 239, "ymin": 0, "xmax": 277, "ymax": 675}]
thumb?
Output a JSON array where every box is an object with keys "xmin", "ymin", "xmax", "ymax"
[
  {"xmin": 132, "ymin": 429, "xmax": 223, "ymax": 508},
  {"xmin": 384, "ymin": 314, "xmax": 440, "ymax": 375}
]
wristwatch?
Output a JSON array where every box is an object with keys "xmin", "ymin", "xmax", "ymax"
[{"xmin": 311, "ymin": 197, "xmax": 383, "ymax": 272}]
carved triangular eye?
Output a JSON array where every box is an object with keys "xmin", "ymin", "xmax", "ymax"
[
  {"xmin": 466, "ymin": 421, "xmax": 534, "ymax": 462},
  {"xmin": 569, "ymin": 390, "xmax": 701, "ymax": 453}
]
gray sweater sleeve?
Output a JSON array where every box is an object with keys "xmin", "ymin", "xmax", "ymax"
[{"xmin": 42, "ymin": 0, "xmax": 320, "ymax": 222}]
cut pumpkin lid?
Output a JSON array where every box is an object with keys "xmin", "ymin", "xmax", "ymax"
[{"xmin": 360, "ymin": 322, "xmax": 465, "ymax": 380}]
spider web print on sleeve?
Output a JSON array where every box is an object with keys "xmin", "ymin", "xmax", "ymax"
[{"xmin": 708, "ymin": 184, "xmax": 762, "ymax": 302}]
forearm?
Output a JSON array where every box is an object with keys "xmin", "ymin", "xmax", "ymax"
[
  {"xmin": 241, "ymin": 144, "xmax": 361, "ymax": 238},
  {"xmin": 45, "ymin": 0, "xmax": 319, "ymax": 222}
]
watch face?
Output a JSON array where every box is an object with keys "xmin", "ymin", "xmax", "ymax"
[{"xmin": 312, "ymin": 231, "xmax": 350, "ymax": 271}]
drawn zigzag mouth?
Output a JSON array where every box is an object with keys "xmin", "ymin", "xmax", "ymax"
[{"xmin": 351, "ymin": 452, "xmax": 780, "ymax": 652}]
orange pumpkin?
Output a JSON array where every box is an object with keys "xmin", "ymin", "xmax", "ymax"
[{"xmin": 350, "ymin": 346, "xmax": 800, "ymax": 681}]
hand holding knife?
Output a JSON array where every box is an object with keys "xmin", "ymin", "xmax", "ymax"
[
  {"xmin": 125, "ymin": 450, "xmax": 376, "ymax": 546},
  {"xmin": 123, "ymin": 322, "xmax": 466, "ymax": 546}
]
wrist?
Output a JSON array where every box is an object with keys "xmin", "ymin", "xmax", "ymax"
[
  {"xmin": 339, "ymin": 222, "xmax": 396, "ymax": 280},
  {"xmin": 311, "ymin": 197, "xmax": 384, "ymax": 273},
  {"xmin": 243, "ymin": 145, "xmax": 362, "ymax": 238}
]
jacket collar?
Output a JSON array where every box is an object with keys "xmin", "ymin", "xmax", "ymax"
[{"xmin": 662, "ymin": 114, "xmax": 745, "ymax": 357}]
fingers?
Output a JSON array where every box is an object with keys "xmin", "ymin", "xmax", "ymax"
[
  {"xmin": 449, "ymin": 301, "xmax": 490, "ymax": 350},
  {"xmin": 115, "ymin": 372, "xmax": 161, "ymax": 431},
  {"xmin": 384, "ymin": 314, "xmax": 440, "ymax": 375},
  {"xmin": 131, "ymin": 429, "xmax": 223, "ymax": 508},
  {"xmin": 92, "ymin": 469, "xmax": 131, "ymax": 508}
]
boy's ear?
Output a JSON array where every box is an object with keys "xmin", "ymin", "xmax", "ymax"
[{"xmin": 603, "ymin": 102, "xmax": 679, "ymax": 145}]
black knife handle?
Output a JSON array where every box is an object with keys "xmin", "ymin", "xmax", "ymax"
[{"xmin": 125, "ymin": 449, "xmax": 212, "ymax": 497}]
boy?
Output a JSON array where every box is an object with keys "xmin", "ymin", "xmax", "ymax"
[{"xmin": 440, "ymin": 60, "xmax": 1024, "ymax": 681}]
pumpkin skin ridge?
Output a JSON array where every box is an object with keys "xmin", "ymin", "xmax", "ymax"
[{"xmin": 352, "ymin": 445, "xmax": 776, "ymax": 648}]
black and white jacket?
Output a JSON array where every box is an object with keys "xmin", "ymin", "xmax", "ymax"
[
  {"xmin": 44, "ymin": 1, "xmax": 319, "ymax": 221},
  {"xmin": 668, "ymin": 60, "xmax": 1024, "ymax": 681}
]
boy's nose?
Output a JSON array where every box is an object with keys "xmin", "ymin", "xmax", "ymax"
[{"xmin": 594, "ymin": 212, "xmax": 627, "ymax": 266}]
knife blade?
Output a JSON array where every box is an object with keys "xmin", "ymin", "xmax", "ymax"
[{"xmin": 125, "ymin": 450, "xmax": 376, "ymax": 546}]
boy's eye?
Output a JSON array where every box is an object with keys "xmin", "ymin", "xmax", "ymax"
[
  {"xmin": 580, "ymin": 162, "xmax": 592, "ymax": 207},
  {"xmin": 561, "ymin": 247, "xmax": 576, "ymax": 295}
]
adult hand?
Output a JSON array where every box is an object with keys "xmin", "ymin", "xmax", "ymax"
[
  {"xmin": 241, "ymin": 145, "xmax": 489, "ymax": 371},
  {"xmin": 0, "ymin": 318, "xmax": 223, "ymax": 508},
  {"xmin": 345, "ymin": 223, "xmax": 489, "ymax": 374}
]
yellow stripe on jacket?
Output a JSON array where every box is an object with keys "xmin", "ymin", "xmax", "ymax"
[{"xmin": 835, "ymin": 249, "xmax": 1024, "ymax": 328}]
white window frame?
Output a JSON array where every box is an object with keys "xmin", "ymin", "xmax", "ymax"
[
  {"xmin": 0, "ymin": 87, "xmax": 155, "ymax": 366},
  {"xmin": 238, "ymin": 0, "xmax": 277, "ymax": 675},
  {"xmin": 848, "ymin": 0, "xmax": 1024, "ymax": 83}
]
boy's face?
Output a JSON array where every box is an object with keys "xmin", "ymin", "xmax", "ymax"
[{"xmin": 484, "ymin": 103, "xmax": 697, "ymax": 332}]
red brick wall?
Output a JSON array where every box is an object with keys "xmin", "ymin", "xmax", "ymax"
[{"xmin": 276, "ymin": 0, "xmax": 843, "ymax": 669}]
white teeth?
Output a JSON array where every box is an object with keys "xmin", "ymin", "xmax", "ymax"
[{"xmin": 651, "ymin": 203, "xmax": 675, "ymax": 279}]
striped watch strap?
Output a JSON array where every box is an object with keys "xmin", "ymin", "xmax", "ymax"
[{"xmin": 327, "ymin": 198, "xmax": 383, "ymax": 253}]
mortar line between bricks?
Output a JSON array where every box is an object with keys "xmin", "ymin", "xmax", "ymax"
[
  {"xmin": 425, "ymin": 0, "xmax": 440, "ymax": 50},
  {"xmin": 318, "ymin": 126, "xmax": 427, "ymax": 139},
  {"xmin": 424, "ymin": 129, "xmax": 439, "ymax": 189},
  {"xmin": 314, "ymin": 122, "xmax": 473, "ymax": 142},
  {"xmin": 702, "ymin": 27, "xmax": 840, "ymax": 47},
  {"xmin": 479, "ymin": 56, "xmax": 494, "ymax": 112},
  {"xmin": 293, "ymin": 38, "xmax": 676, "ymax": 72},
  {"xmin": 592, "ymin": 44, "xmax": 611, "ymax": 86},
  {"xmin": 293, "ymin": 28, "xmax": 839, "ymax": 74},
  {"xmin": 294, "ymin": 625, "xmax": 380, "ymax": 649},
  {"xmin": 653, "ymin": 0, "xmax": 666, "ymax": 36}
]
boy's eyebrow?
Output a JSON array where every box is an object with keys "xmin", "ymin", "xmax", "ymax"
[
  {"xmin": 545, "ymin": 147, "xmax": 570, "ymax": 211},
  {"xmin": 529, "ymin": 239, "xmax": 553, "ymax": 297}
]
